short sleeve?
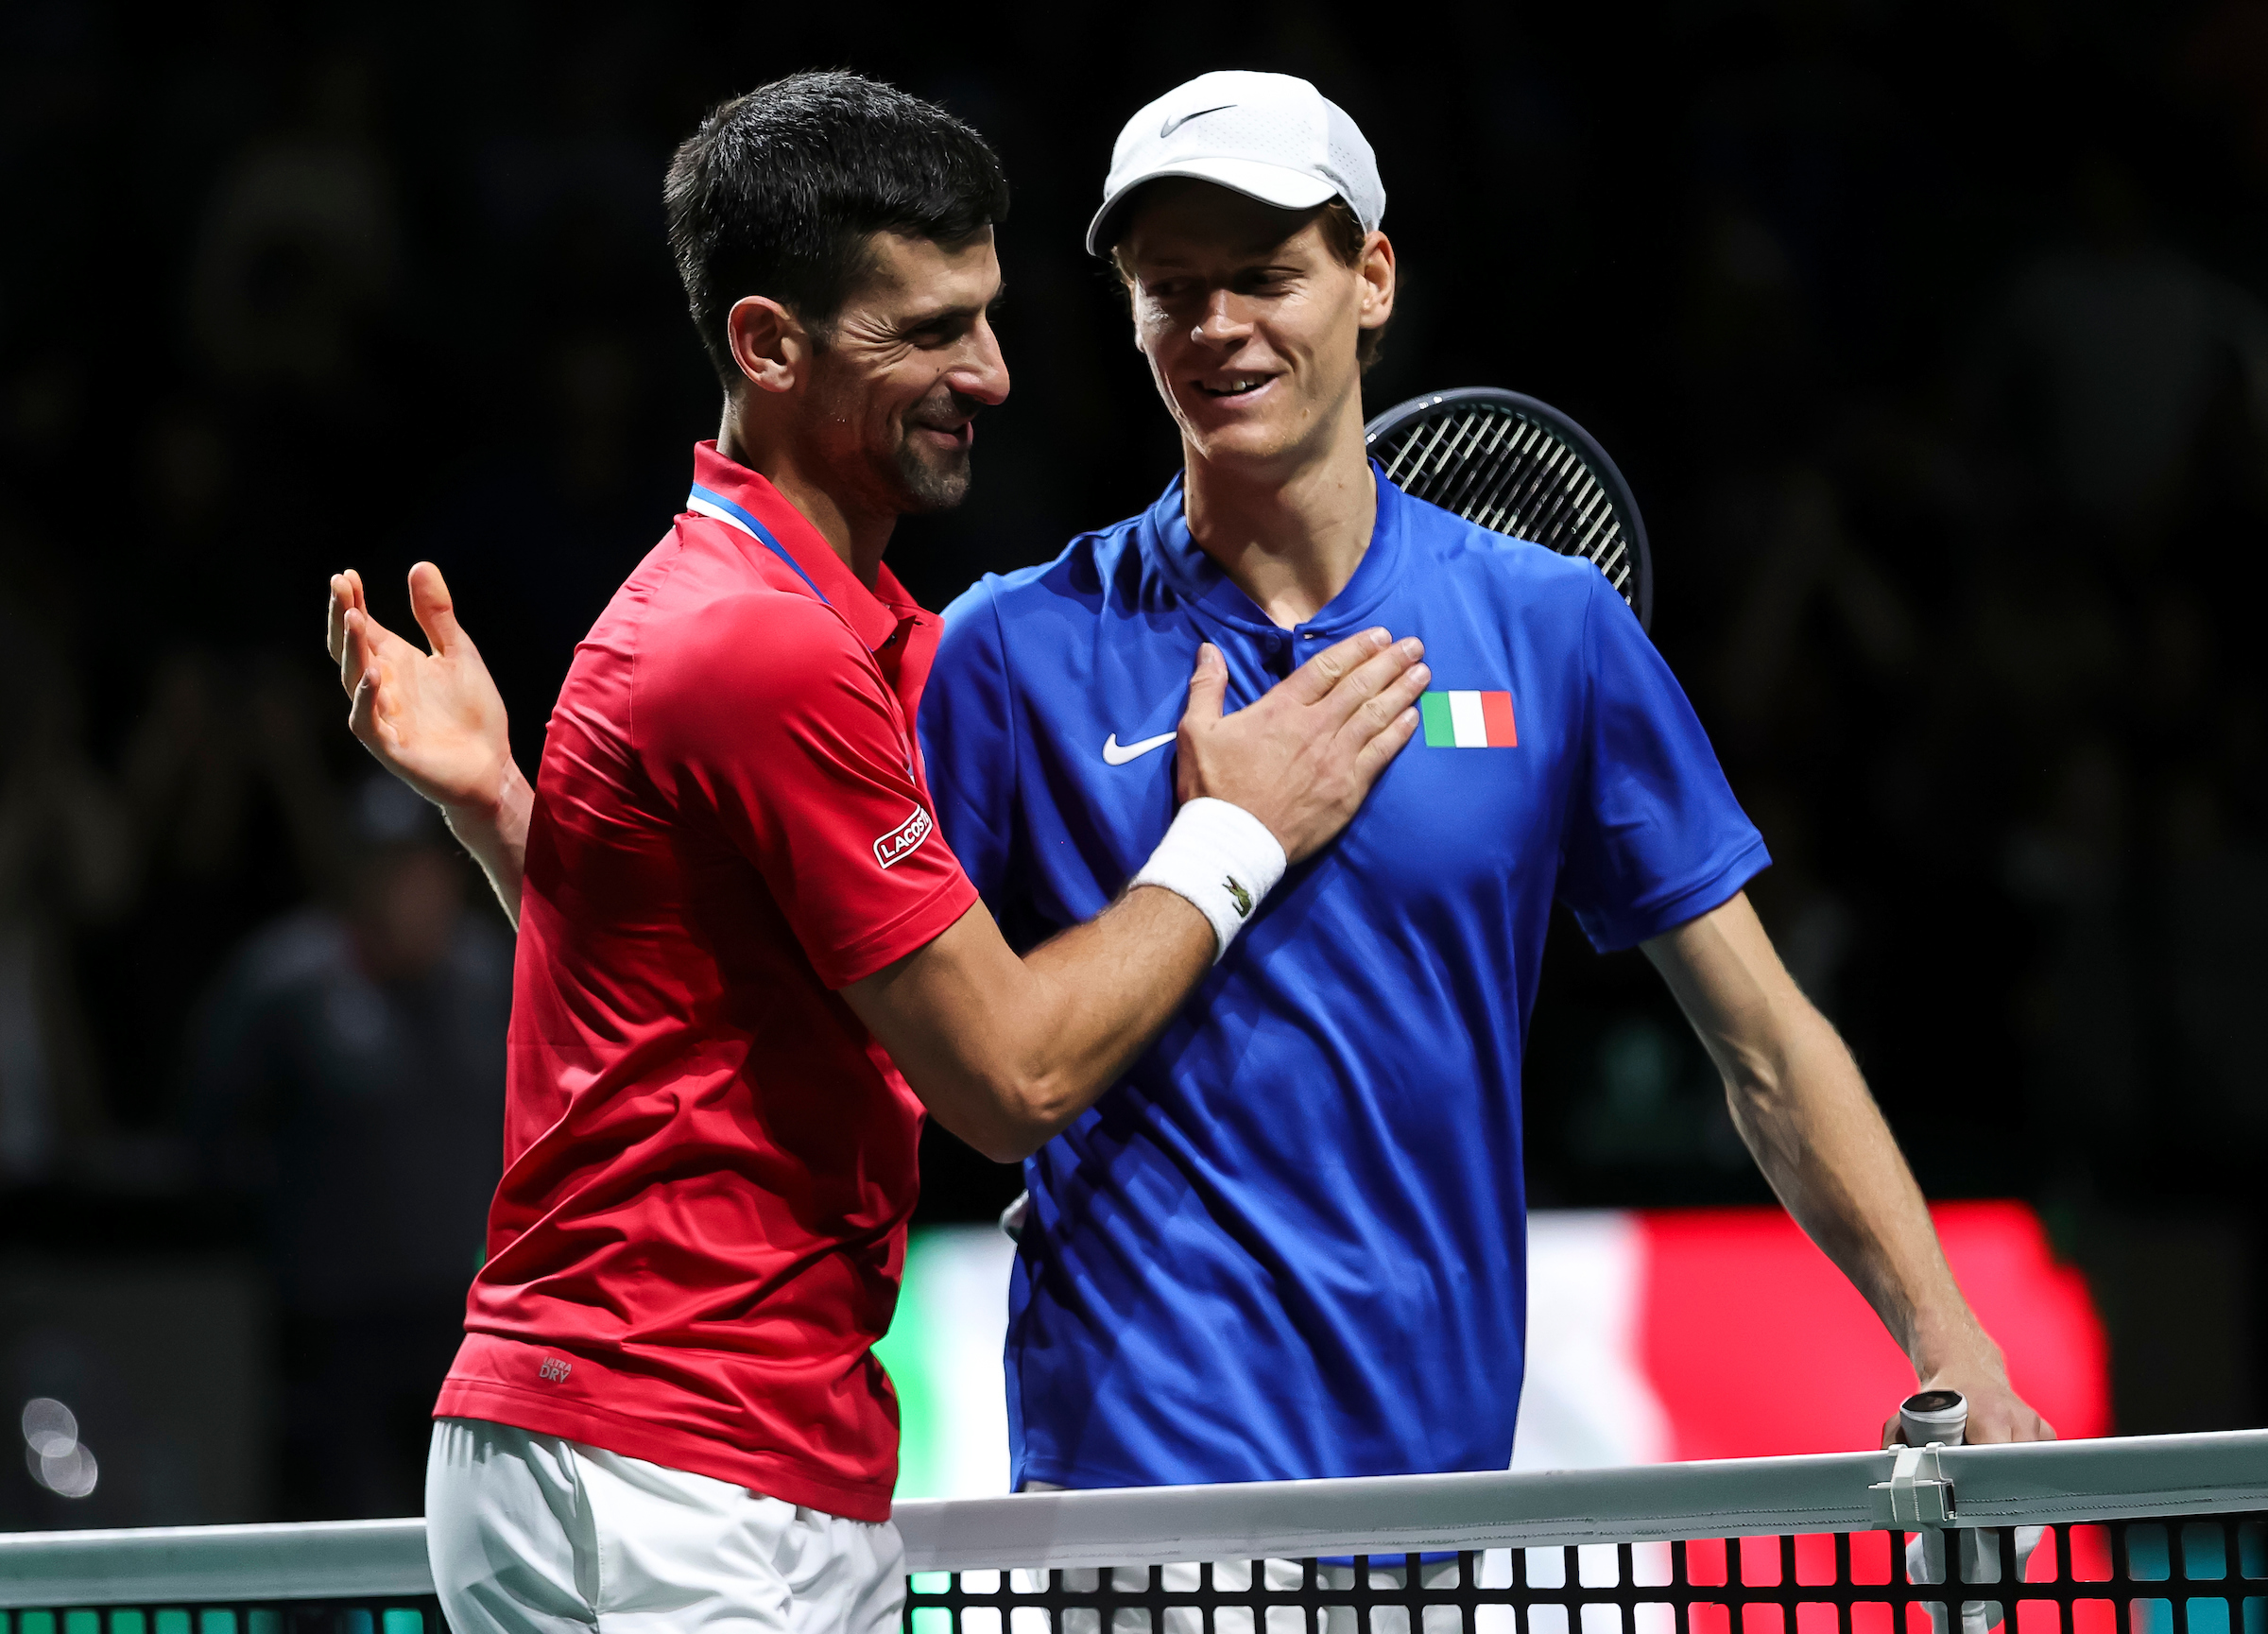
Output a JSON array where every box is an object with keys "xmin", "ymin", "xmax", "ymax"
[
  {"xmin": 1556, "ymin": 574, "xmax": 1770, "ymax": 951},
  {"xmin": 919, "ymin": 578, "xmax": 1021, "ymax": 902},
  {"xmin": 637, "ymin": 593, "xmax": 979, "ymax": 989}
]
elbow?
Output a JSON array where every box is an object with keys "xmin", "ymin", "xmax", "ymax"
[
  {"xmin": 974, "ymin": 1128, "xmax": 1046, "ymax": 1165},
  {"xmin": 1723, "ymin": 1058, "xmax": 1783, "ymax": 1116},
  {"xmin": 993, "ymin": 1063, "xmax": 1098, "ymax": 1161},
  {"xmin": 929, "ymin": 1105, "xmax": 1042, "ymax": 1166},
  {"xmin": 957, "ymin": 1070, "xmax": 1081, "ymax": 1164},
  {"xmin": 1719, "ymin": 1046, "xmax": 1796, "ymax": 1151}
]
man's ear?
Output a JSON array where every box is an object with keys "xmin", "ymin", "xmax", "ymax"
[
  {"xmin": 727, "ymin": 295, "xmax": 812, "ymax": 396},
  {"xmin": 1357, "ymin": 230, "xmax": 1397, "ymax": 331}
]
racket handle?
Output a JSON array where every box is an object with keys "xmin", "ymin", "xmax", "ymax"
[{"xmin": 1899, "ymin": 1389, "xmax": 1968, "ymax": 1447}]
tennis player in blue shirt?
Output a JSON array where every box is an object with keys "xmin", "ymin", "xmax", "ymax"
[
  {"xmin": 917, "ymin": 70, "xmax": 2050, "ymax": 1491},
  {"xmin": 324, "ymin": 69, "xmax": 2050, "ymax": 1502}
]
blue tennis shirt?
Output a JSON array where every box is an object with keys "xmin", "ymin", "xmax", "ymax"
[{"xmin": 919, "ymin": 467, "xmax": 1768, "ymax": 1490}]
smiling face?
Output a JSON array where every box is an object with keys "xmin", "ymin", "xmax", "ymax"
[
  {"xmin": 798, "ymin": 226, "xmax": 1009, "ymax": 515},
  {"xmin": 1117, "ymin": 180, "xmax": 1393, "ymax": 477}
]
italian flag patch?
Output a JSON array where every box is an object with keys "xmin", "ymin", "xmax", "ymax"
[{"xmin": 1420, "ymin": 690, "xmax": 1518, "ymax": 748}]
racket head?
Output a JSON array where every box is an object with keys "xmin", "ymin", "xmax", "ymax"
[{"xmin": 1364, "ymin": 387, "xmax": 1654, "ymax": 631}]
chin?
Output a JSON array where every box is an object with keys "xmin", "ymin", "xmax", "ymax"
[
  {"xmin": 1189, "ymin": 417, "xmax": 1308, "ymax": 469},
  {"xmin": 895, "ymin": 445, "xmax": 973, "ymax": 513}
]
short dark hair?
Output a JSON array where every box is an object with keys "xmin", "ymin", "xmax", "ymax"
[
  {"xmin": 663, "ymin": 71, "xmax": 1010, "ymax": 388},
  {"xmin": 1110, "ymin": 194, "xmax": 1388, "ymax": 373}
]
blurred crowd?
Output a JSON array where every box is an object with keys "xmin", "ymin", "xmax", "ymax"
[{"xmin": 1, "ymin": 0, "xmax": 2263, "ymax": 1522}]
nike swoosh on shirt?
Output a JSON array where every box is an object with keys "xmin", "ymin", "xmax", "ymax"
[
  {"xmin": 1102, "ymin": 731, "xmax": 1177, "ymax": 765},
  {"xmin": 1160, "ymin": 103, "xmax": 1237, "ymax": 138}
]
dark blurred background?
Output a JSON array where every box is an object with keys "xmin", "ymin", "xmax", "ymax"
[{"xmin": 1, "ymin": 0, "xmax": 2262, "ymax": 1527}]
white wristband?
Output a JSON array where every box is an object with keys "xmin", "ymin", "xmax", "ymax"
[{"xmin": 1129, "ymin": 797, "xmax": 1289, "ymax": 963}]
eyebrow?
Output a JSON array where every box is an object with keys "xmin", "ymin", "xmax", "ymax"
[{"xmin": 896, "ymin": 285, "xmax": 1007, "ymax": 330}]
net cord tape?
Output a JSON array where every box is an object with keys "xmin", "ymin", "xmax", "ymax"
[{"xmin": 3, "ymin": 1430, "xmax": 2264, "ymax": 1604}]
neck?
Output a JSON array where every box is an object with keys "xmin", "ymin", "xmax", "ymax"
[
  {"xmin": 1181, "ymin": 389, "xmax": 1375, "ymax": 628},
  {"xmin": 720, "ymin": 402, "xmax": 894, "ymax": 587}
]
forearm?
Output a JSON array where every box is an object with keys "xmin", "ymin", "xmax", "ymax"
[
  {"xmin": 848, "ymin": 886, "xmax": 1215, "ymax": 1162},
  {"xmin": 440, "ymin": 759, "xmax": 533, "ymax": 928},
  {"xmin": 1005, "ymin": 885, "xmax": 1217, "ymax": 1126},
  {"xmin": 1721, "ymin": 1004, "xmax": 1997, "ymax": 1379},
  {"xmin": 1647, "ymin": 898, "xmax": 1998, "ymax": 1382}
]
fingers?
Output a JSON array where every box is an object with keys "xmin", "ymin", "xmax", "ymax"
[
  {"xmin": 1343, "ymin": 653, "xmax": 1431, "ymax": 744},
  {"xmin": 1311, "ymin": 635, "xmax": 1426, "ymax": 730},
  {"xmin": 1972, "ymin": 1403, "xmax": 2055, "ymax": 1445},
  {"xmin": 349, "ymin": 672, "xmax": 381, "ymax": 746},
  {"xmin": 343, "ymin": 609, "xmax": 379, "ymax": 725},
  {"xmin": 346, "ymin": 617, "xmax": 388, "ymax": 749},
  {"xmin": 407, "ymin": 561, "xmax": 469, "ymax": 657},
  {"xmin": 1349, "ymin": 700, "xmax": 1420, "ymax": 784},
  {"xmin": 328, "ymin": 576, "xmax": 351, "ymax": 670},
  {"xmin": 328, "ymin": 570, "xmax": 370, "ymax": 674},
  {"xmin": 1180, "ymin": 642, "xmax": 1228, "ymax": 727},
  {"xmin": 1283, "ymin": 628, "xmax": 1395, "ymax": 705}
]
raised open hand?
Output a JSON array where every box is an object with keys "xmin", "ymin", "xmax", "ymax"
[{"xmin": 327, "ymin": 563, "xmax": 514, "ymax": 817}]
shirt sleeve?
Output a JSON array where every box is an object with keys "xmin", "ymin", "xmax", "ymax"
[
  {"xmin": 637, "ymin": 591, "xmax": 980, "ymax": 989},
  {"xmin": 1555, "ymin": 573, "xmax": 1771, "ymax": 952},
  {"xmin": 919, "ymin": 577, "xmax": 1022, "ymax": 903}
]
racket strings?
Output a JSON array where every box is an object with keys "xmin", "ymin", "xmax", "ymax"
[
  {"xmin": 1446, "ymin": 416, "xmax": 1536, "ymax": 524},
  {"xmin": 1483, "ymin": 424, "xmax": 1582, "ymax": 541},
  {"xmin": 1427, "ymin": 412, "xmax": 1520, "ymax": 518},
  {"xmin": 1380, "ymin": 406, "xmax": 1638, "ymax": 602}
]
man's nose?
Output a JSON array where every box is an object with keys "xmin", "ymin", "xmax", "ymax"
[
  {"xmin": 1193, "ymin": 291, "xmax": 1253, "ymax": 346},
  {"xmin": 949, "ymin": 318, "xmax": 1011, "ymax": 407}
]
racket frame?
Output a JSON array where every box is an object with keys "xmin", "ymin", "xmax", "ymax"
[{"xmin": 1364, "ymin": 387, "xmax": 1655, "ymax": 631}]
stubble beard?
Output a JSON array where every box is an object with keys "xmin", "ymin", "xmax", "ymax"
[{"xmin": 894, "ymin": 435, "xmax": 972, "ymax": 512}]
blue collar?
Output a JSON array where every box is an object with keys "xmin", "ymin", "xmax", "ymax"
[{"xmin": 1141, "ymin": 461, "xmax": 1409, "ymax": 639}]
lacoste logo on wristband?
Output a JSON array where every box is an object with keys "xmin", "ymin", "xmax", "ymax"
[
  {"xmin": 874, "ymin": 805, "xmax": 935, "ymax": 869},
  {"xmin": 1225, "ymin": 876, "xmax": 1253, "ymax": 919},
  {"xmin": 539, "ymin": 1357, "xmax": 573, "ymax": 1383}
]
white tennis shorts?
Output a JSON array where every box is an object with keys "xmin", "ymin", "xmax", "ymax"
[{"xmin": 425, "ymin": 1417, "xmax": 904, "ymax": 1634}]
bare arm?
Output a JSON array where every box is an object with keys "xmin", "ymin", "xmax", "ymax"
[
  {"xmin": 1643, "ymin": 892, "xmax": 2054, "ymax": 1446},
  {"xmin": 845, "ymin": 630, "xmax": 1428, "ymax": 1161},
  {"xmin": 328, "ymin": 565, "xmax": 530, "ymax": 924},
  {"xmin": 848, "ymin": 890, "xmax": 1210, "ymax": 1161},
  {"xmin": 323, "ymin": 568, "xmax": 1430, "ymax": 1156}
]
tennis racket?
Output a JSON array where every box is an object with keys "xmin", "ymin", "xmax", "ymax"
[{"xmin": 1365, "ymin": 387, "xmax": 1654, "ymax": 630}]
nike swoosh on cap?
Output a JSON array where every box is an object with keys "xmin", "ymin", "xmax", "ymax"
[
  {"xmin": 1102, "ymin": 731, "xmax": 1177, "ymax": 765},
  {"xmin": 1160, "ymin": 103, "xmax": 1237, "ymax": 138}
]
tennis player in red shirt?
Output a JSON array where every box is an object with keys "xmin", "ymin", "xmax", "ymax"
[{"xmin": 328, "ymin": 73, "xmax": 1427, "ymax": 1634}]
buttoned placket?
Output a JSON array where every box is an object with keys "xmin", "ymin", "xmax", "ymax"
[{"xmin": 1148, "ymin": 471, "xmax": 1408, "ymax": 690}]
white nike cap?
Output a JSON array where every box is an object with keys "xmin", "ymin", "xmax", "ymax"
[{"xmin": 1086, "ymin": 69, "xmax": 1385, "ymax": 257}]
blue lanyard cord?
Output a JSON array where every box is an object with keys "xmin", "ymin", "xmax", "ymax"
[{"xmin": 686, "ymin": 484, "xmax": 831, "ymax": 607}]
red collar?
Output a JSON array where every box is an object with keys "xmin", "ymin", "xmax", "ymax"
[{"xmin": 685, "ymin": 441, "xmax": 929, "ymax": 656}]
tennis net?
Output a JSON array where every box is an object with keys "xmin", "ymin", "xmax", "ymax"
[{"xmin": 2, "ymin": 1432, "xmax": 2262, "ymax": 1634}]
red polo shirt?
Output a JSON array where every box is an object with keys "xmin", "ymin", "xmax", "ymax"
[{"xmin": 434, "ymin": 442, "xmax": 979, "ymax": 1522}]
